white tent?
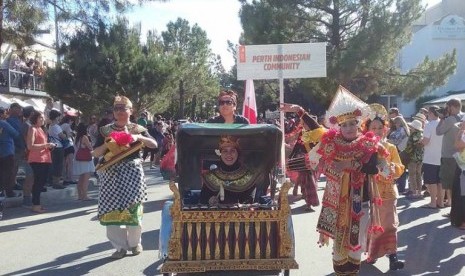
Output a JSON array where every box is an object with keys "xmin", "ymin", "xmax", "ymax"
[
  {"xmin": 53, "ymin": 102, "xmax": 81, "ymax": 116},
  {"xmin": 10, "ymin": 98, "xmax": 33, "ymax": 108},
  {"xmin": 0, "ymin": 95, "xmax": 13, "ymax": 109},
  {"xmin": 25, "ymin": 98, "xmax": 46, "ymax": 111}
]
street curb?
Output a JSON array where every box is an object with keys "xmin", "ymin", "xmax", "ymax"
[{"xmin": 4, "ymin": 166, "xmax": 167, "ymax": 208}]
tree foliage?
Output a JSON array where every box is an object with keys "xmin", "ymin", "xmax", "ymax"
[
  {"xmin": 238, "ymin": 0, "xmax": 457, "ymax": 107},
  {"xmin": 160, "ymin": 18, "xmax": 221, "ymax": 119},
  {"xmin": 45, "ymin": 17, "xmax": 221, "ymax": 119},
  {"xmin": 45, "ymin": 18, "xmax": 173, "ymax": 115},
  {"xmin": 0, "ymin": 0, "xmax": 48, "ymax": 52}
]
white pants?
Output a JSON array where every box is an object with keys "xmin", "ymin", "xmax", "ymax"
[{"xmin": 106, "ymin": 225, "xmax": 142, "ymax": 251}]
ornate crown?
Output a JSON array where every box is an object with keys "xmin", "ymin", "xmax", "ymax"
[
  {"xmin": 325, "ymin": 86, "xmax": 368, "ymax": 129},
  {"xmin": 218, "ymin": 135, "xmax": 240, "ymax": 149},
  {"xmin": 114, "ymin": 95, "xmax": 133, "ymax": 108},
  {"xmin": 367, "ymin": 103, "xmax": 388, "ymax": 121}
]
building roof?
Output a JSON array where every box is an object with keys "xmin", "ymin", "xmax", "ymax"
[
  {"xmin": 423, "ymin": 90, "xmax": 465, "ymax": 106},
  {"xmin": 414, "ymin": 0, "xmax": 465, "ymax": 28}
]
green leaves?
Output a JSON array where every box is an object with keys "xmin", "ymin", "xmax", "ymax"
[{"xmin": 238, "ymin": 0, "xmax": 457, "ymax": 109}]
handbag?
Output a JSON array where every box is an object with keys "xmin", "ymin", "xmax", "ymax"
[{"xmin": 75, "ymin": 139, "xmax": 92, "ymax": 161}]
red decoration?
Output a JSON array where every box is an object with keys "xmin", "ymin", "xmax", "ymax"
[
  {"xmin": 329, "ymin": 116, "xmax": 338, "ymax": 125},
  {"xmin": 353, "ymin": 109, "xmax": 362, "ymax": 116},
  {"xmin": 110, "ymin": 131, "xmax": 133, "ymax": 146}
]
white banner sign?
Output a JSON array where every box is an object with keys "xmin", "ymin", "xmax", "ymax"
[{"xmin": 237, "ymin": 42, "xmax": 326, "ymax": 80}]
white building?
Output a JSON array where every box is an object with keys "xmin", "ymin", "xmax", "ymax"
[{"xmin": 396, "ymin": 0, "xmax": 465, "ymax": 117}]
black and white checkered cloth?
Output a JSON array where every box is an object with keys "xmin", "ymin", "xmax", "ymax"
[{"xmin": 97, "ymin": 158, "xmax": 147, "ymax": 216}]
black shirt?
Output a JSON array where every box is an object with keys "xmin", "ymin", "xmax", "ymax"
[{"xmin": 206, "ymin": 114, "xmax": 250, "ymax": 124}]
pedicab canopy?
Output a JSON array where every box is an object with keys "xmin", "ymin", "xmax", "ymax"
[{"xmin": 175, "ymin": 123, "xmax": 283, "ymax": 196}]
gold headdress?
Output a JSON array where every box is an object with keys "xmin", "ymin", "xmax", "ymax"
[
  {"xmin": 215, "ymin": 135, "xmax": 240, "ymax": 156},
  {"xmin": 324, "ymin": 86, "xmax": 368, "ymax": 129},
  {"xmin": 367, "ymin": 103, "xmax": 388, "ymax": 121},
  {"xmin": 219, "ymin": 135, "xmax": 240, "ymax": 149},
  {"xmin": 114, "ymin": 95, "xmax": 133, "ymax": 108}
]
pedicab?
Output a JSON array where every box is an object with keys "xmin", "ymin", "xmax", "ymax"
[{"xmin": 159, "ymin": 123, "xmax": 298, "ymax": 276}]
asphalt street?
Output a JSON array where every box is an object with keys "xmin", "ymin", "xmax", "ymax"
[{"xmin": 1, "ymin": 164, "xmax": 465, "ymax": 276}]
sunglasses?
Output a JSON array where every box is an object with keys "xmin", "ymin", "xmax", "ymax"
[
  {"xmin": 218, "ymin": 100, "xmax": 234, "ymax": 106},
  {"xmin": 113, "ymin": 106, "xmax": 130, "ymax": 112}
]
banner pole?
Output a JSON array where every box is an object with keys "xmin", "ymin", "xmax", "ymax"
[{"xmin": 279, "ymin": 77, "xmax": 286, "ymax": 178}]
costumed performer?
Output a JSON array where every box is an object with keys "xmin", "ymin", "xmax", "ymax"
[
  {"xmin": 307, "ymin": 86, "xmax": 384, "ymax": 276},
  {"xmin": 199, "ymin": 135, "xmax": 260, "ymax": 206},
  {"xmin": 281, "ymin": 105, "xmax": 325, "ymax": 212},
  {"xmin": 92, "ymin": 95, "xmax": 157, "ymax": 259},
  {"xmin": 363, "ymin": 104, "xmax": 405, "ymax": 270}
]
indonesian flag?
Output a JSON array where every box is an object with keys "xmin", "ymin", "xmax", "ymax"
[{"xmin": 242, "ymin": 79, "xmax": 257, "ymax": 124}]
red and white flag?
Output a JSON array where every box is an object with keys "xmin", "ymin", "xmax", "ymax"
[{"xmin": 242, "ymin": 79, "xmax": 257, "ymax": 124}]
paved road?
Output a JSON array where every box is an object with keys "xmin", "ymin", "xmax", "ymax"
[{"xmin": 1, "ymin": 165, "xmax": 465, "ymax": 276}]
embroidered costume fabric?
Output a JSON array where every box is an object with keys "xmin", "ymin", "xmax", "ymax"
[
  {"xmin": 368, "ymin": 141, "xmax": 405, "ymax": 261},
  {"xmin": 311, "ymin": 130, "xmax": 384, "ymax": 253}
]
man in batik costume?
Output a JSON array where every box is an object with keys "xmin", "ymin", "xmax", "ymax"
[{"xmin": 93, "ymin": 95, "xmax": 157, "ymax": 259}]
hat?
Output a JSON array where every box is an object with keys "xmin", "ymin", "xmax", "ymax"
[
  {"xmin": 412, "ymin": 113, "xmax": 426, "ymax": 123},
  {"xmin": 408, "ymin": 119, "xmax": 423, "ymax": 131},
  {"xmin": 113, "ymin": 95, "xmax": 132, "ymax": 108},
  {"xmin": 389, "ymin": 107, "xmax": 399, "ymax": 115},
  {"xmin": 325, "ymin": 86, "xmax": 368, "ymax": 129}
]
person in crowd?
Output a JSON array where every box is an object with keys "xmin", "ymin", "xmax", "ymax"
[
  {"xmin": 92, "ymin": 95, "xmax": 157, "ymax": 259},
  {"xmin": 404, "ymin": 119, "xmax": 424, "ymax": 199},
  {"xmin": 452, "ymin": 120, "xmax": 465, "ymax": 230},
  {"xmin": 7, "ymin": 103, "xmax": 25, "ymax": 193},
  {"xmin": 149, "ymin": 121, "xmax": 165, "ymax": 168},
  {"xmin": 137, "ymin": 112, "xmax": 148, "ymax": 127},
  {"xmin": 47, "ymin": 109, "xmax": 66, "ymax": 189},
  {"xmin": 161, "ymin": 131, "xmax": 174, "ymax": 158},
  {"xmin": 142, "ymin": 122, "xmax": 158, "ymax": 169},
  {"xmin": 0, "ymin": 107, "xmax": 20, "ymax": 199},
  {"xmin": 21, "ymin": 106, "xmax": 35, "ymax": 206},
  {"xmin": 388, "ymin": 116, "xmax": 410, "ymax": 194},
  {"xmin": 87, "ymin": 114, "xmax": 99, "ymax": 168},
  {"xmin": 26, "ymin": 111, "xmax": 55, "ymax": 213},
  {"xmin": 60, "ymin": 115, "xmax": 76, "ymax": 185},
  {"xmin": 363, "ymin": 104, "xmax": 405, "ymax": 270},
  {"xmin": 207, "ymin": 90, "xmax": 250, "ymax": 124},
  {"xmin": 421, "ymin": 106, "xmax": 444, "ymax": 208},
  {"xmin": 73, "ymin": 123, "xmax": 94, "ymax": 201},
  {"xmin": 199, "ymin": 135, "xmax": 258, "ymax": 205},
  {"xmin": 281, "ymin": 105, "xmax": 323, "ymax": 212},
  {"xmin": 436, "ymin": 98, "xmax": 462, "ymax": 209},
  {"xmin": 388, "ymin": 107, "xmax": 401, "ymax": 120},
  {"xmin": 87, "ymin": 115, "xmax": 99, "ymax": 146},
  {"xmin": 284, "ymin": 87, "xmax": 383, "ymax": 276},
  {"xmin": 43, "ymin": 97, "xmax": 54, "ymax": 125}
]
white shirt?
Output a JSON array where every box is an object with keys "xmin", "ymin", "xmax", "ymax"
[
  {"xmin": 48, "ymin": 124, "xmax": 64, "ymax": 148},
  {"xmin": 423, "ymin": 118, "xmax": 443, "ymax": 165}
]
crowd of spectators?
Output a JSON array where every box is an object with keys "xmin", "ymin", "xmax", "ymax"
[{"xmin": 7, "ymin": 53, "xmax": 48, "ymax": 91}]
